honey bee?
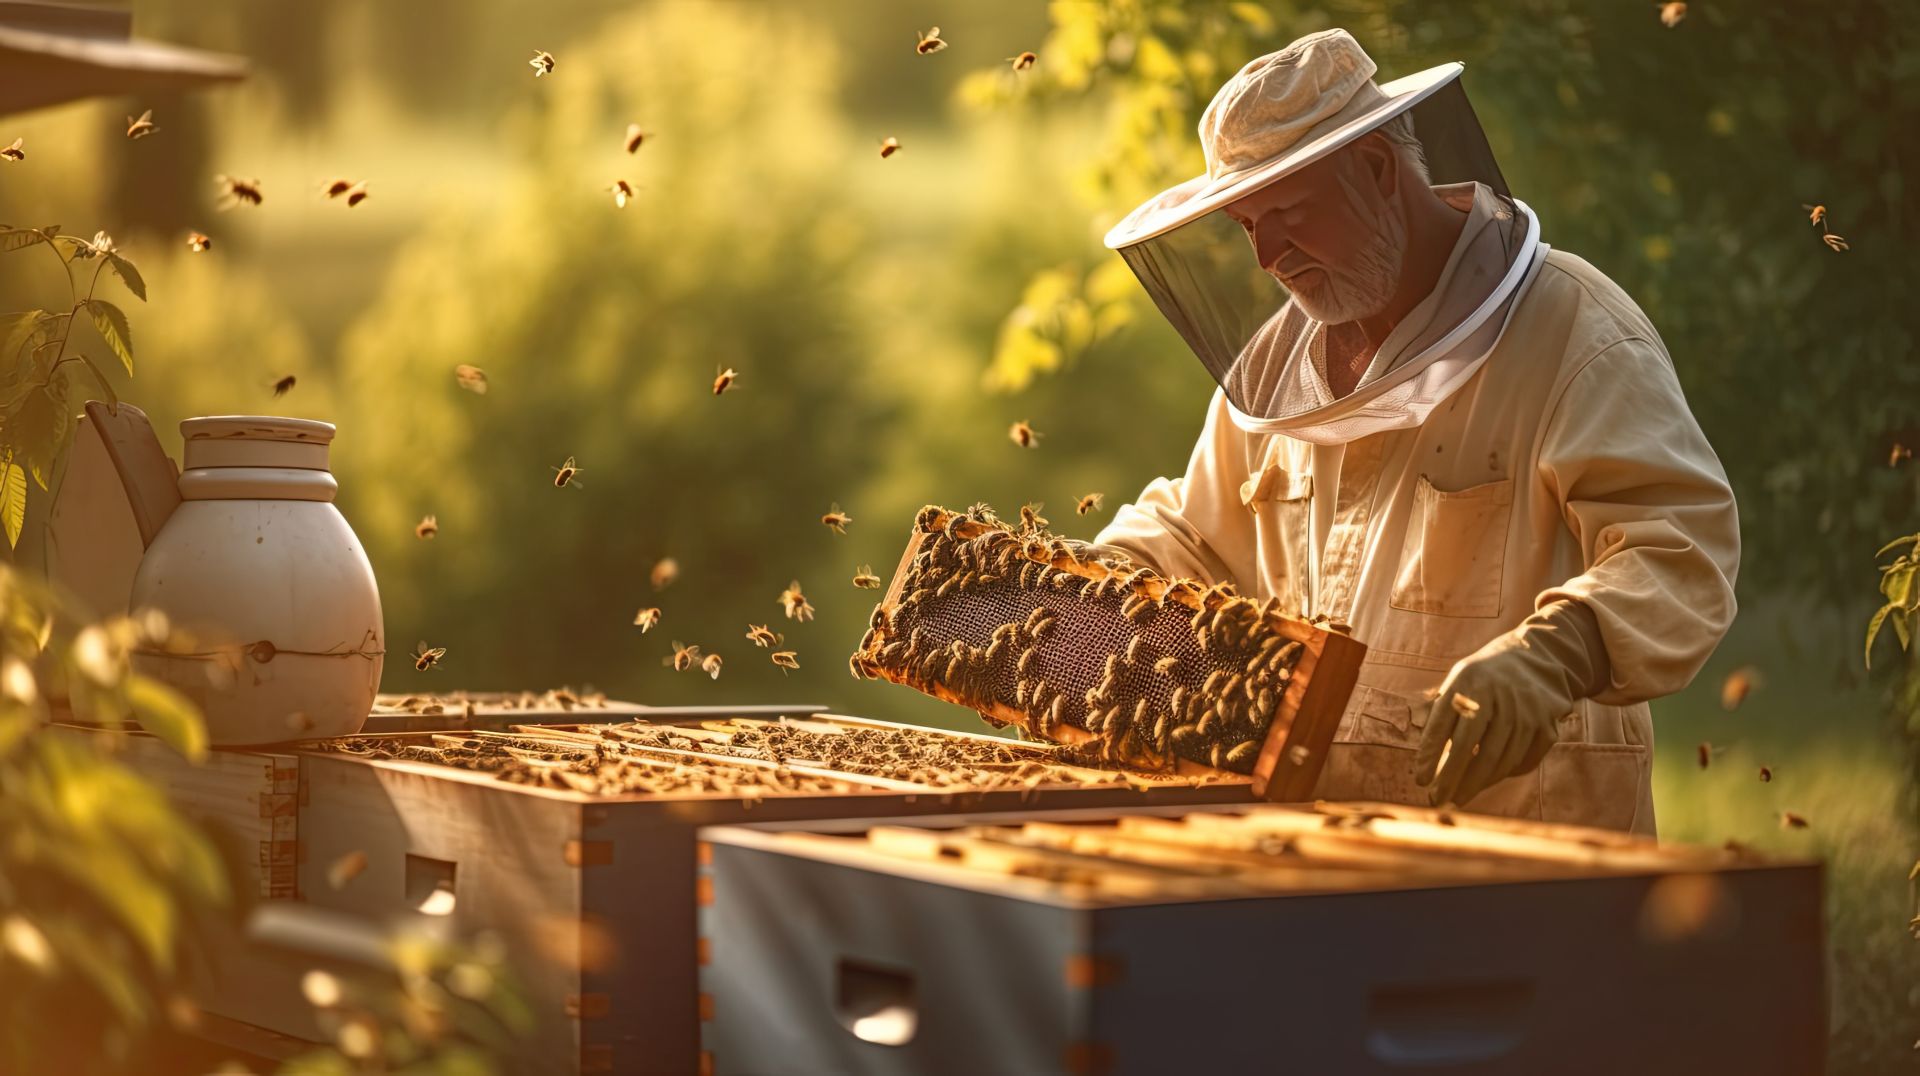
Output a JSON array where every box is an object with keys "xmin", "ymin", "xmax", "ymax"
[
  {"xmin": 821, "ymin": 504, "xmax": 853, "ymax": 535},
  {"xmin": 215, "ymin": 175, "xmax": 263, "ymax": 207},
  {"xmin": 1780, "ymin": 811, "xmax": 1809, "ymax": 830},
  {"xmin": 664, "ymin": 640, "xmax": 702, "ymax": 672},
  {"xmin": 700, "ymin": 653, "xmax": 724, "ymax": 680},
  {"xmin": 409, "ymin": 641, "xmax": 448, "ymax": 672},
  {"xmin": 877, "ymin": 136, "xmax": 902, "ymax": 160},
  {"xmin": 852, "ymin": 564, "xmax": 881, "ymax": 589},
  {"xmin": 624, "ymin": 123, "xmax": 650, "ymax": 154},
  {"xmin": 125, "ymin": 109, "xmax": 157, "ymax": 140},
  {"xmin": 1891, "ymin": 444, "xmax": 1911, "ymax": 467},
  {"xmin": 1758, "ymin": 766, "xmax": 1773, "ymax": 783},
  {"xmin": 1008, "ymin": 420, "xmax": 1041, "ymax": 448},
  {"xmin": 745, "ymin": 623, "xmax": 780, "ymax": 648},
  {"xmin": 1448, "ymin": 693, "xmax": 1482, "ymax": 719},
  {"xmin": 272, "ymin": 375, "xmax": 297, "ymax": 398},
  {"xmin": 1719, "ymin": 665, "xmax": 1758, "ymax": 710},
  {"xmin": 650, "ymin": 557, "xmax": 679, "ymax": 591},
  {"xmin": 1656, "ymin": 1, "xmax": 1685, "ymax": 28},
  {"xmin": 186, "ymin": 231, "xmax": 212, "ymax": 252},
  {"xmin": 1802, "ymin": 203, "xmax": 1826, "ymax": 227},
  {"xmin": 713, "ymin": 366, "xmax": 739, "ymax": 395},
  {"xmin": 1823, "ymin": 233, "xmax": 1849, "ymax": 252},
  {"xmin": 915, "ymin": 26, "xmax": 947, "ymax": 54},
  {"xmin": 530, "ymin": 49, "xmax": 556, "ymax": 76},
  {"xmin": 778, "ymin": 580, "xmax": 816, "ymax": 622},
  {"xmin": 1009, "ymin": 51, "xmax": 1037, "ymax": 71},
  {"xmin": 1017, "ymin": 502, "xmax": 1048, "ymax": 532},
  {"xmin": 609, "ymin": 180, "xmax": 633, "ymax": 209},
  {"xmin": 633, "ymin": 607, "xmax": 661, "ymax": 633},
  {"xmin": 454, "ymin": 363, "xmax": 489, "ymax": 394},
  {"xmin": 1226, "ymin": 740, "xmax": 1259, "ymax": 766},
  {"xmin": 415, "ymin": 514, "xmax": 438, "ymax": 539},
  {"xmin": 1696, "ymin": 741, "xmax": 1712, "ymax": 769},
  {"xmin": 0, "ymin": 137, "xmax": 22, "ymax": 162},
  {"xmin": 551, "ymin": 455, "xmax": 583, "ymax": 489},
  {"xmin": 1153, "ymin": 655, "xmax": 1182, "ymax": 676},
  {"xmin": 770, "ymin": 650, "xmax": 800, "ymax": 673},
  {"xmin": 1075, "ymin": 492, "xmax": 1104, "ymax": 516}
]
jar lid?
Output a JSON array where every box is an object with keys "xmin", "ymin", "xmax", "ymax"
[{"xmin": 181, "ymin": 415, "xmax": 336, "ymax": 445}]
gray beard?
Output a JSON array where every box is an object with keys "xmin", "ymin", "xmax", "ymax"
[{"xmin": 1284, "ymin": 207, "xmax": 1407, "ymax": 325}]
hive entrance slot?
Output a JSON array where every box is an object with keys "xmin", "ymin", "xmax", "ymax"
[
  {"xmin": 405, "ymin": 854, "xmax": 457, "ymax": 916},
  {"xmin": 1364, "ymin": 978, "xmax": 1533, "ymax": 1065},
  {"xmin": 835, "ymin": 958, "xmax": 918, "ymax": 1046}
]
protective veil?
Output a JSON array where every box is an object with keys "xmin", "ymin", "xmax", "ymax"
[{"xmin": 1105, "ymin": 63, "xmax": 1546, "ymax": 442}]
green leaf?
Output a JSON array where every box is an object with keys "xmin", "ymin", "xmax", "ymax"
[
  {"xmin": 73, "ymin": 353, "xmax": 118, "ymax": 409},
  {"xmin": 1876, "ymin": 533, "xmax": 1920, "ymax": 558},
  {"xmin": 1896, "ymin": 611, "xmax": 1912, "ymax": 652},
  {"xmin": 105, "ymin": 253, "xmax": 146, "ymax": 302},
  {"xmin": 0, "ymin": 459, "xmax": 23, "ymax": 548},
  {"xmin": 1882, "ymin": 563, "xmax": 1916, "ymax": 608},
  {"xmin": 124, "ymin": 676, "xmax": 206, "ymax": 761},
  {"xmin": 1866, "ymin": 602, "xmax": 1894, "ymax": 668},
  {"xmin": 0, "ymin": 226, "xmax": 54, "ymax": 253},
  {"xmin": 85, "ymin": 299, "xmax": 133, "ymax": 375},
  {"xmin": 0, "ymin": 309, "xmax": 50, "ymax": 359},
  {"xmin": 10, "ymin": 385, "xmax": 62, "ymax": 491}
]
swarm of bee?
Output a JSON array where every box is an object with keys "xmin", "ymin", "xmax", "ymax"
[
  {"xmin": 849, "ymin": 504, "xmax": 1320, "ymax": 775},
  {"xmin": 315, "ymin": 717, "xmax": 1162, "ymax": 797}
]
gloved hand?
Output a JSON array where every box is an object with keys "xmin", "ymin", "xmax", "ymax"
[{"xmin": 1413, "ymin": 599, "xmax": 1611, "ymax": 807}]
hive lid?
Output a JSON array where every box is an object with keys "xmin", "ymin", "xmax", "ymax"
[{"xmin": 182, "ymin": 415, "xmax": 335, "ymax": 445}]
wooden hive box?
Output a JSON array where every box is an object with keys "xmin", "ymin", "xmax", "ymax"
[
  {"xmin": 697, "ymin": 802, "xmax": 1826, "ymax": 1075},
  {"xmin": 80, "ymin": 713, "xmax": 1253, "ymax": 1073}
]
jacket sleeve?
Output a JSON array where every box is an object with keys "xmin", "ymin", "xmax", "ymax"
[
  {"xmin": 1093, "ymin": 389, "xmax": 1259, "ymax": 585},
  {"xmin": 1532, "ymin": 336, "xmax": 1740, "ymax": 705}
]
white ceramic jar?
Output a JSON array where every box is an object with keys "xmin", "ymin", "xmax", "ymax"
[{"xmin": 129, "ymin": 416, "xmax": 383, "ymax": 744}]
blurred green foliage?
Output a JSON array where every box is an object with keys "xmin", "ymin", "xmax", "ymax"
[{"xmin": 0, "ymin": 567, "xmax": 226, "ymax": 1074}]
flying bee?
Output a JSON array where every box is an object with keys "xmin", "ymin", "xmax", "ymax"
[
  {"xmin": 323, "ymin": 177, "xmax": 354, "ymax": 198},
  {"xmin": 633, "ymin": 607, "xmax": 661, "ymax": 633},
  {"xmin": 1780, "ymin": 811, "xmax": 1809, "ymax": 830},
  {"xmin": 1696, "ymin": 741, "xmax": 1714, "ymax": 770},
  {"xmin": 271, "ymin": 375, "xmax": 297, "ymax": 398},
  {"xmin": 915, "ymin": 26, "xmax": 947, "ymax": 54},
  {"xmin": 1719, "ymin": 666, "xmax": 1758, "ymax": 710},
  {"xmin": 1656, "ymin": 1, "xmax": 1685, "ymax": 28},
  {"xmin": 1758, "ymin": 766, "xmax": 1773, "ymax": 783},
  {"xmin": 1008, "ymin": 420, "xmax": 1041, "ymax": 448},
  {"xmin": 453, "ymin": 363, "xmax": 489, "ymax": 394},
  {"xmin": 650, "ymin": 557, "xmax": 679, "ymax": 591},
  {"xmin": 770, "ymin": 650, "xmax": 800, "ymax": 673},
  {"xmin": 746, "ymin": 623, "xmax": 780, "ymax": 648},
  {"xmin": 878, "ymin": 136, "xmax": 902, "ymax": 159},
  {"xmin": 1893, "ymin": 443, "xmax": 1913, "ymax": 467},
  {"xmin": 414, "ymin": 514, "xmax": 438, "ymax": 540},
  {"xmin": 551, "ymin": 455, "xmax": 583, "ymax": 489},
  {"xmin": 1017, "ymin": 502, "xmax": 1048, "ymax": 532},
  {"xmin": 852, "ymin": 564, "xmax": 881, "ymax": 589},
  {"xmin": 664, "ymin": 640, "xmax": 702, "ymax": 672},
  {"xmin": 609, "ymin": 179, "xmax": 634, "ymax": 208},
  {"xmin": 186, "ymin": 231, "xmax": 212, "ymax": 252},
  {"xmin": 1009, "ymin": 51, "xmax": 1037, "ymax": 71},
  {"xmin": 1075, "ymin": 492, "xmax": 1104, "ymax": 516},
  {"xmin": 713, "ymin": 366, "xmax": 739, "ymax": 395},
  {"xmin": 345, "ymin": 182, "xmax": 368, "ymax": 207},
  {"xmin": 1822, "ymin": 232, "xmax": 1849, "ymax": 252},
  {"xmin": 0, "ymin": 137, "xmax": 22, "ymax": 162},
  {"xmin": 624, "ymin": 123, "xmax": 651, "ymax": 154},
  {"xmin": 1802, "ymin": 203, "xmax": 1826, "ymax": 227},
  {"xmin": 215, "ymin": 175, "xmax": 263, "ymax": 207},
  {"xmin": 778, "ymin": 580, "xmax": 816, "ymax": 622},
  {"xmin": 409, "ymin": 641, "xmax": 448, "ymax": 671},
  {"xmin": 821, "ymin": 504, "xmax": 853, "ymax": 535},
  {"xmin": 700, "ymin": 653, "xmax": 724, "ymax": 680},
  {"xmin": 530, "ymin": 49, "xmax": 555, "ymax": 76},
  {"xmin": 1449, "ymin": 693, "xmax": 1482, "ymax": 719},
  {"xmin": 125, "ymin": 109, "xmax": 157, "ymax": 139}
]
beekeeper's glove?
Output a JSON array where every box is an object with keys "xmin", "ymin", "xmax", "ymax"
[{"xmin": 1413, "ymin": 599, "xmax": 1611, "ymax": 807}]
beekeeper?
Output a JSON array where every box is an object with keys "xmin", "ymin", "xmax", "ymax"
[{"xmin": 1094, "ymin": 29, "xmax": 1738, "ymax": 834}]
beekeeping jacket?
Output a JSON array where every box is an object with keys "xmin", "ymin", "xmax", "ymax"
[{"xmin": 1094, "ymin": 30, "xmax": 1739, "ymax": 833}]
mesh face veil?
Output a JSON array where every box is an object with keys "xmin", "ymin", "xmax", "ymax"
[{"xmin": 1106, "ymin": 67, "xmax": 1546, "ymax": 437}]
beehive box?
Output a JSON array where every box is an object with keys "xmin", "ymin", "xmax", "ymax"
[
  {"xmin": 79, "ymin": 713, "xmax": 1252, "ymax": 1073},
  {"xmin": 698, "ymin": 802, "xmax": 1825, "ymax": 1075},
  {"xmin": 850, "ymin": 505, "xmax": 1367, "ymax": 800}
]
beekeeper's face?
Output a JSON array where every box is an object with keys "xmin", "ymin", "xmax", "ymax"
[{"xmin": 1223, "ymin": 131, "xmax": 1407, "ymax": 325}]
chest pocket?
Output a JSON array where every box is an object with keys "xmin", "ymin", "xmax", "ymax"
[
  {"xmin": 1389, "ymin": 474, "xmax": 1513, "ymax": 619},
  {"xmin": 1241, "ymin": 463, "xmax": 1313, "ymax": 619}
]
